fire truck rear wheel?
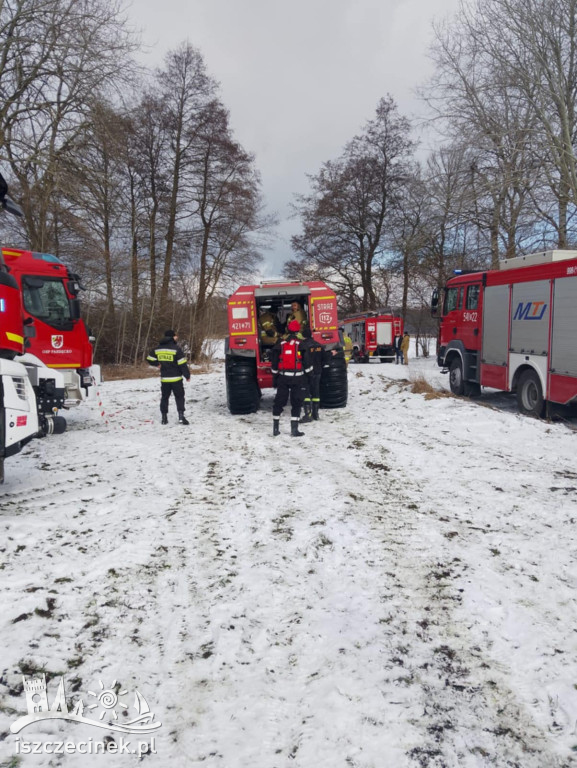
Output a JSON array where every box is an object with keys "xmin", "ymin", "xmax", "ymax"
[
  {"xmin": 320, "ymin": 356, "xmax": 348, "ymax": 409},
  {"xmin": 226, "ymin": 356, "xmax": 260, "ymax": 415},
  {"xmin": 517, "ymin": 369, "xmax": 544, "ymax": 418},
  {"xmin": 449, "ymin": 358, "xmax": 465, "ymax": 396}
]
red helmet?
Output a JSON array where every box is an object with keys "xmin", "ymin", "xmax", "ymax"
[{"xmin": 288, "ymin": 320, "xmax": 300, "ymax": 332}]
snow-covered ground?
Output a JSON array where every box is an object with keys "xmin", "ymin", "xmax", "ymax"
[{"xmin": 1, "ymin": 352, "xmax": 577, "ymax": 767}]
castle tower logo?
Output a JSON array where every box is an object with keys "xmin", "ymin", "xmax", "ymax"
[{"xmin": 11, "ymin": 675, "xmax": 162, "ymax": 735}]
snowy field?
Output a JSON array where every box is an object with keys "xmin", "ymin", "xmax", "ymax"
[{"xmin": 1, "ymin": 351, "xmax": 577, "ymax": 768}]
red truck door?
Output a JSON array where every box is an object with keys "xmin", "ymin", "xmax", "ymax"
[
  {"xmin": 442, "ymin": 281, "xmax": 482, "ymax": 352},
  {"xmin": 461, "ymin": 282, "xmax": 483, "ymax": 352}
]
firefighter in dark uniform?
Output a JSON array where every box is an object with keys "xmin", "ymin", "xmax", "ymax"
[
  {"xmin": 270, "ymin": 320, "xmax": 313, "ymax": 437},
  {"xmin": 299, "ymin": 327, "xmax": 325, "ymax": 423},
  {"xmin": 147, "ymin": 329, "xmax": 191, "ymax": 425}
]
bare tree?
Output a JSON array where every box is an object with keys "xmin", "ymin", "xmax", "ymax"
[
  {"xmin": 289, "ymin": 96, "xmax": 414, "ymax": 311},
  {"xmin": 186, "ymin": 100, "xmax": 268, "ymax": 359},
  {"xmin": 426, "ymin": 0, "xmax": 577, "ymax": 251},
  {"xmin": 0, "ymin": 0, "xmax": 137, "ymax": 251},
  {"xmin": 155, "ymin": 42, "xmax": 217, "ymax": 309}
]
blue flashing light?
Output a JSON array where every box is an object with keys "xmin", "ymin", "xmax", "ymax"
[
  {"xmin": 453, "ymin": 269, "xmax": 463, "ymax": 275},
  {"xmin": 0, "ymin": 298, "xmax": 5, "ymax": 312},
  {"xmin": 31, "ymin": 252, "xmax": 63, "ymax": 264}
]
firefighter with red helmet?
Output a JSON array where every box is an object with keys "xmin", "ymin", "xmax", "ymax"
[
  {"xmin": 147, "ymin": 330, "xmax": 191, "ymax": 424},
  {"xmin": 270, "ymin": 320, "xmax": 313, "ymax": 437}
]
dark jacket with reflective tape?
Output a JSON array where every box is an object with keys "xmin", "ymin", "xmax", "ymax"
[
  {"xmin": 298, "ymin": 336, "xmax": 332, "ymax": 376},
  {"xmin": 147, "ymin": 337, "xmax": 190, "ymax": 383}
]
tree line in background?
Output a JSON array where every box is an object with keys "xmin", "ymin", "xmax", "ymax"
[
  {"xmin": 1, "ymin": 0, "xmax": 576, "ymax": 362},
  {"xmin": 287, "ymin": 0, "xmax": 577, "ymax": 345},
  {"xmin": 0, "ymin": 0, "xmax": 272, "ymax": 362}
]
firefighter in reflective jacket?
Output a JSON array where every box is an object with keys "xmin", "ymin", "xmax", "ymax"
[
  {"xmin": 284, "ymin": 301, "xmax": 308, "ymax": 335},
  {"xmin": 342, "ymin": 329, "xmax": 353, "ymax": 365},
  {"xmin": 258, "ymin": 308, "xmax": 280, "ymax": 347},
  {"xmin": 147, "ymin": 329, "xmax": 191, "ymax": 425},
  {"xmin": 270, "ymin": 320, "xmax": 313, "ymax": 437}
]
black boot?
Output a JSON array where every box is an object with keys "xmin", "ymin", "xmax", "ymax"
[
  {"xmin": 312, "ymin": 402, "xmax": 320, "ymax": 421},
  {"xmin": 291, "ymin": 419, "xmax": 304, "ymax": 437},
  {"xmin": 178, "ymin": 412, "xmax": 190, "ymax": 425},
  {"xmin": 161, "ymin": 413, "xmax": 168, "ymax": 425},
  {"xmin": 273, "ymin": 417, "xmax": 280, "ymax": 436},
  {"xmin": 300, "ymin": 402, "xmax": 313, "ymax": 423}
]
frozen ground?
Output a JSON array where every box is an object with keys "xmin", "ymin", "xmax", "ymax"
[{"xmin": 1, "ymin": 352, "xmax": 576, "ymax": 767}]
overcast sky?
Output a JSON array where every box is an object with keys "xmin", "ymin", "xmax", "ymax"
[{"xmin": 128, "ymin": 0, "xmax": 461, "ymax": 275}]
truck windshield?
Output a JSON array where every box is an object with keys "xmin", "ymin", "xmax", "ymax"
[{"xmin": 22, "ymin": 276, "xmax": 73, "ymax": 328}]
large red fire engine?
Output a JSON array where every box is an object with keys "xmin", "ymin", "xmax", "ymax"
[
  {"xmin": 2, "ymin": 247, "xmax": 98, "ymax": 409},
  {"xmin": 342, "ymin": 311, "xmax": 403, "ymax": 363},
  {"xmin": 433, "ymin": 249, "xmax": 577, "ymax": 416},
  {"xmin": 226, "ymin": 280, "xmax": 347, "ymax": 414}
]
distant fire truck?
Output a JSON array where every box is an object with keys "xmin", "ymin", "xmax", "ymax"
[
  {"xmin": 342, "ymin": 311, "xmax": 403, "ymax": 363},
  {"xmin": 225, "ymin": 280, "xmax": 347, "ymax": 414},
  {"xmin": 432, "ymin": 249, "xmax": 577, "ymax": 416}
]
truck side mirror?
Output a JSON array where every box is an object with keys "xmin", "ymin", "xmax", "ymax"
[{"xmin": 431, "ymin": 289, "xmax": 439, "ymax": 317}]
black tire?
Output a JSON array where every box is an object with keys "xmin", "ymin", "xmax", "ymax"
[
  {"xmin": 0, "ymin": 457, "xmax": 4, "ymax": 485},
  {"xmin": 226, "ymin": 356, "xmax": 260, "ymax": 415},
  {"xmin": 449, "ymin": 357, "xmax": 465, "ymax": 396},
  {"xmin": 517, "ymin": 369, "xmax": 545, "ymax": 418},
  {"xmin": 320, "ymin": 356, "xmax": 348, "ymax": 409}
]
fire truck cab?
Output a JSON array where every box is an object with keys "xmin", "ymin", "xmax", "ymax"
[
  {"xmin": 2, "ymin": 247, "xmax": 99, "ymax": 410},
  {"xmin": 342, "ymin": 311, "xmax": 403, "ymax": 363},
  {"xmin": 433, "ymin": 249, "xmax": 577, "ymax": 416},
  {"xmin": 225, "ymin": 280, "xmax": 347, "ymax": 414}
]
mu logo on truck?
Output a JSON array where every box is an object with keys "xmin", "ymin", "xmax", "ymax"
[{"xmin": 513, "ymin": 301, "xmax": 548, "ymax": 321}]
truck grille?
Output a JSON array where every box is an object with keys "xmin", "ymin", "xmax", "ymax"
[{"xmin": 12, "ymin": 376, "xmax": 28, "ymax": 401}]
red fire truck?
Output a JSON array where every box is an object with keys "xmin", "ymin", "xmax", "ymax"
[
  {"xmin": 0, "ymin": 258, "xmax": 40, "ymax": 482},
  {"xmin": 2, "ymin": 247, "xmax": 98, "ymax": 409},
  {"xmin": 226, "ymin": 280, "xmax": 347, "ymax": 414},
  {"xmin": 432, "ymin": 249, "xmax": 577, "ymax": 416},
  {"xmin": 342, "ymin": 311, "xmax": 403, "ymax": 363}
]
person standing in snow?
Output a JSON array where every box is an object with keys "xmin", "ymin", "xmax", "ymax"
[
  {"xmin": 147, "ymin": 330, "xmax": 191, "ymax": 425},
  {"xmin": 400, "ymin": 331, "xmax": 410, "ymax": 366},
  {"xmin": 270, "ymin": 320, "xmax": 313, "ymax": 437},
  {"xmin": 342, "ymin": 328, "xmax": 354, "ymax": 365},
  {"xmin": 394, "ymin": 334, "xmax": 403, "ymax": 364},
  {"xmin": 299, "ymin": 327, "xmax": 336, "ymax": 423}
]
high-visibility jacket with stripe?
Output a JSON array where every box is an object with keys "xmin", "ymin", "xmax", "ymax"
[{"xmin": 147, "ymin": 337, "xmax": 190, "ymax": 382}]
